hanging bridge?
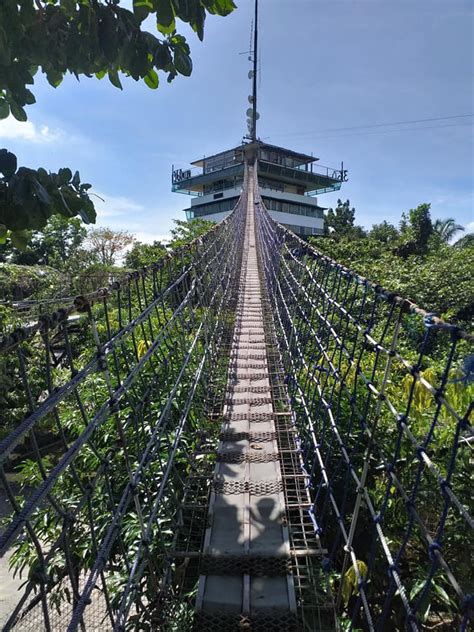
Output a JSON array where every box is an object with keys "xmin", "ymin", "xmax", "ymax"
[{"xmin": 0, "ymin": 161, "xmax": 472, "ymax": 632}]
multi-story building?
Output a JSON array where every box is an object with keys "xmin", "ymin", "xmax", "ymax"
[{"xmin": 171, "ymin": 140, "xmax": 347, "ymax": 237}]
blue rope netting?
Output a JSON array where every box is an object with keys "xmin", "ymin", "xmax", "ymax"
[
  {"xmin": 0, "ymin": 166, "xmax": 472, "ymax": 631},
  {"xmin": 255, "ymin": 183, "xmax": 473, "ymax": 632}
]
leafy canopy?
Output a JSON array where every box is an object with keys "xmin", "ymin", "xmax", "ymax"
[
  {"xmin": 0, "ymin": 0, "xmax": 236, "ymax": 241},
  {"xmin": 0, "ymin": 150, "xmax": 95, "ymax": 245},
  {"xmin": 0, "ymin": 214, "xmax": 87, "ymax": 268},
  {"xmin": 311, "ymin": 203, "xmax": 474, "ymax": 325},
  {"xmin": 325, "ymin": 199, "xmax": 366, "ymax": 240},
  {"xmin": 87, "ymin": 226, "xmax": 135, "ymax": 266},
  {"xmin": 0, "ymin": 0, "xmax": 236, "ymax": 121},
  {"xmin": 169, "ymin": 217, "xmax": 215, "ymax": 248},
  {"xmin": 125, "ymin": 240, "xmax": 167, "ymax": 268}
]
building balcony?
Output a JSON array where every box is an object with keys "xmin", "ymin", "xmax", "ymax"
[
  {"xmin": 172, "ymin": 162, "xmax": 245, "ymax": 195},
  {"xmin": 172, "ymin": 158, "xmax": 346, "ymax": 197},
  {"xmin": 258, "ymin": 160, "xmax": 346, "ymax": 194}
]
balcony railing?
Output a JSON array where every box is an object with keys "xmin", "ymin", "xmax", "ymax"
[{"xmin": 261, "ymin": 159, "xmax": 348, "ymax": 182}]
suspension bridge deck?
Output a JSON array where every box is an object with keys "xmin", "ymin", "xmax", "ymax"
[
  {"xmin": 192, "ymin": 167, "xmax": 333, "ymax": 630},
  {"xmin": 196, "ymin": 170, "xmax": 297, "ymax": 620}
]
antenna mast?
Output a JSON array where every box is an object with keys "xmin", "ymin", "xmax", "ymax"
[{"xmin": 251, "ymin": 0, "xmax": 258, "ymax": 140}]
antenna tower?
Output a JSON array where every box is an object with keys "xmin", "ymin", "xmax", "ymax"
[{"xmin": 245, "ymin": 0, "xmax": 259, "ymax": 140}]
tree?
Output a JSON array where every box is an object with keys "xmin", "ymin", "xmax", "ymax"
[
  {"xmin": 0, "ymin": 0, "xmax": 236, "ymax": 241},
  {"xmin": 0, "ymin": 263, "xmax": 67, "ymax": 301},
  {"xmin": 87, "ymin": 226, "xmax": 135, "ymax": 266},
  {"xmin": 396, "ymin": 203, "xmax": 433, "ymax": 257},
  {"xmin": 369, "ymin": 220, "xmax": 399, "ymax": 244},
  {"xmin": 311, "ymin": 226, "xmax": 474, "ymax": 325},
  {"xmin": 323, "ymin": 199, "xmax": 367, "ymax": 241},
  {"xmin": 325, "ymin": 199, "xmax": 356, "ymax": 236},
  {"xmin": 125, "ymin": 240, "xmax": 167, "ymax": 268},
  {"xmin": 42, "ymin": 215, "xmax": 88, "ymax": 268},
  {"xmin": 0, "ymin": 215, "xmax": 87, "ymax": 267},
  {"xmin": 0, "ymin": 153, "xmax": 95, "ymax": 245},
  {"xmin": 169, "ymin": 218, "xmax": 214, "ymax": 249},
  {"xmin": 454, "ymin": 233, "xmax": 474, "ymax": 249},
  {"xmin": 433, "ymin": 218, "xmax": 464, "ymax": 243}
]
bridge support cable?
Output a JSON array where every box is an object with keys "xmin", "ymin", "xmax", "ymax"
[
  {"xmin": 0, "ymin": 160, "xmax": 472, "ymax": 632},
  {"xmin": 254, "ymin": 188, "xmax": 473, "ymax": 632},
  {"xmin": 187, "ymin": 164, "xmax": 336, "ymax": 631},
  {"xmin": 0, "ymin": 202, "xmax": 246, "ymax": 630}
]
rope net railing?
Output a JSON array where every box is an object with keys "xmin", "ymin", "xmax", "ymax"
[
  {"xmin": 254, "ymin": 178, "xmax": 473, "ymax": 631},
  {"xmin": 0, "ymin": 190, "xmax": 246, "ymax": 631},
  {"xmin": 1, "ymin": 163, "xmax": 472, "ymax": 632}
]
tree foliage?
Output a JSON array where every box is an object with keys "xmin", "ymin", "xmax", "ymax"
[
  {"xmin": 0, "ymin": 263, "xmax": 66, "ymax": 302},
  {"xmin": 433, "ymin": 217, "xmax": 464, "ymax": 243},
  {"xmin": 169, "ymin": 217, "xmax": 214, "ymax": 248},
  {"xmin": 369, "ymin": 220, "xmax": 399, "ymax": 244},
  {"xmin": 0, "ymin": 150, "xmax": 95, "ymax": 244},
  {"xmin": 396, "ymin": 203, "xmax": 433, "ymax": 257},
  {"xmin": 124, "ymin": 239, "xmax": 167, "ymax": 268},
  {"xmin": 312, "ymin": 205, "xmax": 474, "ymax": 325},
  {"xmin": 453, "ymin": 232, "xmax": 474, "ymax": 249},
  {"xmin": 325, "ymin": 198, "xmax": 366, "ymax": 240},
  {"xmin": 0, "ymin": 214, "xmax": 87, "ymax": 267},
  {"xmin": 87, "ymin": 226, "xmax": 135, "ymax": 265},
  {"xmin": 0, "ymin": 0, "xmax": 236, "ymax": 119},
  {"xmin": 0, "ymin": 0, "xmax": 236, "ymax": 240}
]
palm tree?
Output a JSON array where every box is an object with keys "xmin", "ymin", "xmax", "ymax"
[
  {"xmin": 453, "ymin": 233, "xmax": 474, "ymax": 248},
  {"xmin": 433, "ymin": 218, "xmax": 464, "ymax": 243}
]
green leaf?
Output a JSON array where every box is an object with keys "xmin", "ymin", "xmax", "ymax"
[
  {"xmin": 191, "ymin": 6, "xmax": 206, "ymax": 41},
  {"xmin": 32, "ymin": 179, "xmax": 52, "ymax": 205},
  {"xmin": 72, "ymin": 171, "xmax": 81, "ymax": 187},
  {"xmin": 11, "ymin": 230, "xmax": 30, "ymax": 250},
  {"xmin": 10, "ymin": 103, "xmax": 27, "ymax": 122},
  {"xmin": 133, "ymin": 0, "xmax": 153, "ymax": 22},
  {"xmin": 0, "ymin": 149, "xmax": 18, "ymax": 178},
  {"xmin": 173, "ymin": 48, "xmax": 192, "ymax": 76},
  {"xmin": 60, "ymin": 0, "xmax": 76, "ymax": 13},
  {"xmin": 156, "ymin": 0, "xmax": 175, "ymax": 33},
  {"xmin": 0, "ymin": 26, "xmax": 11, "ymax": 65},
  {"xmin": 157, "ymin": 20, "xmax": 176, "ymax": 35},
  {"xmin": 46, "ymin": 70, "xmax": 64, "ymax": 88},
  {"xmin": 24, "ymin": 90, "xmax": 36, "ymax": 105},
  {"xmin": 58, "ymin": 168, "xmax": 73, "ymax": 184},
  {"xmin": 108, "ymin": 70, "xmax": 123, "ymax": 90},
  {"xmin": 0, "ymin": 225, "xmax": 7, "ymax": 244},
  {"xmin": 172, "ymin": 0, "xmax": 193, "ymax": 22},
  {"xmin": 154, "ymin": 42, "xmax": 172, "ymax": 68},
  {"xmin": 433, "ymin": 583, "xmax": 451, "ymax": 606},
  {"xmin": 99, "ymin": 11, "xmax": 119, "ymax": 61},
  {"xmin": 77, "ymin": 204, "xmax": 96, "ymax": 224},
  {"xmin": 0, "ymin": 99, "xmax": 9, "ymax": 120},
  {"xmin": 409, "ymin": 579, "xmax": 425, "ymax": 601},
  {"xmin": 202, "ymin": 0, "xmax": 236, "ymax": 16},
  {"xmin": 341, "ymin": 560, "xmax": 368, "ymax": 606},
  {"xmin": 144, "ymin": 69, "xmax": 159, "ymax": 89}
]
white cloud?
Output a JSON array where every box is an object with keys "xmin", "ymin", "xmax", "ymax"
[
  {"xmin": 466, "ymin": 221, "xmax": 474, "ymax": 233},
  {"xmin": 0, "ymin": 117, "xmax": 62, "ymax": 143},
  {"xmin": 133, "ymin": 231, "xmax": 171, "ymax": 245},
  {"xmin": 92, "ymin": 191, "xmax": 172, "ymax": 243},
  {"xmin": 92, "ymin": 191, "xmax": 144, "ymax": 219}
]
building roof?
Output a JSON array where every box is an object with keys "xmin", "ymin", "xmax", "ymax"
[
  {"xmin": 190, "ymin": 140, "xmax": 318, "ymax": 168},
  {"xmin": 257, "ymin": 141, "xmax": 319, "ymax": 164}
]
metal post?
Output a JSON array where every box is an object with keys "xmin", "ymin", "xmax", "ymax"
[{"xmin": 252, "ymin": 0, "xmax": 258, "ymax": 140}]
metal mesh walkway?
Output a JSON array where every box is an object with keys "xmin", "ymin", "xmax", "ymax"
[{"xmin": 195, "ymin": 166, "xmax": 298, "ymax": 625}]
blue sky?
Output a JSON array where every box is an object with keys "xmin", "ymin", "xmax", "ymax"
[{"xmin": 0, "ymin": 0, "xmax": 472, "ymax": 243}]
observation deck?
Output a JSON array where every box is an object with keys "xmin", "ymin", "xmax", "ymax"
[{"xmin": 172, "ymin": 141, "xmax": 347, "ymax": 237}]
